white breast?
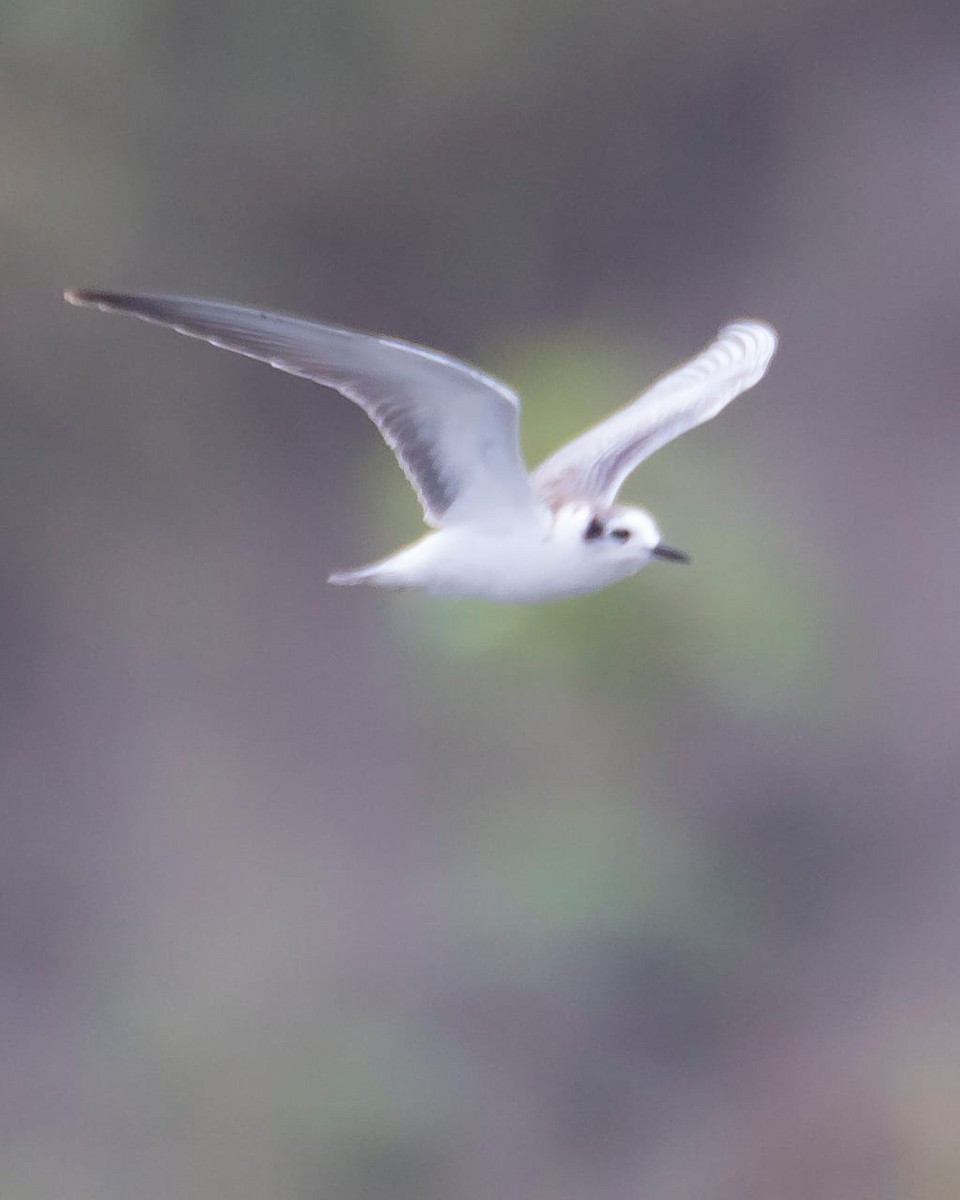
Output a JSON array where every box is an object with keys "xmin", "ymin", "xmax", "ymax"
[{"xmin": 397, "ymin": 522, "xmax": 636, "ymax": 602}]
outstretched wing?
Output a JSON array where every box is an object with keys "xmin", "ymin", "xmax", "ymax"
[
  {"xmin": 532, "ymin": 320, "xmax": 778, "ymax": 508},
  {"xmin": 65, "ymin": 290, "xmax": 536, "ymax": 529}
]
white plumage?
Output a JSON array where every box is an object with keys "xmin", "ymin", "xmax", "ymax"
[{"xmin": 65, "ymin": 289, "xmax": 777, "ymax": 603}]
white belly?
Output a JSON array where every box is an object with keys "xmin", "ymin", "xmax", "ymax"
[{"xmin": 371, "ymin": 525, "xmax": 641, "ymax": 603}]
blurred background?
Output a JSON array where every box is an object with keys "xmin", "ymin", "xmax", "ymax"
[{"xmin": 3, "ymin": 1, "xmax": 960, "ymax": 1197}]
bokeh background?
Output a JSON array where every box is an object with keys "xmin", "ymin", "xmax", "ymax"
[{"xmin": 4, "ymin": 1, "xmax": 960, "ymax": 1197}]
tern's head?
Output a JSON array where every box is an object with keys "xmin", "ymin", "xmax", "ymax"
[{"xmin": 575, "ymin": 504, "xmax": 690, "ymax": 570}]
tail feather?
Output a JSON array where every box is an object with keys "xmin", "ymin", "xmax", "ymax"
[
  {"xmin": 328, "ymin": 564, "xmax": 378, "ymax": 587},
  {"xmin": 329, "ymin": 539, "xmax": 428, "ymax": 592},
  {"xmin": 327, "ymin": 562, "xmax": 407, "ymax": 590}
]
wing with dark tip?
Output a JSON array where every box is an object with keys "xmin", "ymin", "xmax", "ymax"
[
  {"xmin": 532, "ymin": 320, "xmax": 778, "ymax": 508},
  {"xmin": 65, "ymin": 289, "xmax": 536, "ymax": 529}
]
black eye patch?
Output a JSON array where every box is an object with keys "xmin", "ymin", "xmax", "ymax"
[
  {"xmin": 610, "ymin": 528, "xmax": 631, "ymax": 542},
  {"xmin": 584, "ymin": 517, "xmax": 604, "ymax": 541}
]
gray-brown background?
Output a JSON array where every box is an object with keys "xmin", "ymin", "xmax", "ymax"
[{"xmin": 4, "ymin": 1, "xmax": 960, "ymax": 1196}]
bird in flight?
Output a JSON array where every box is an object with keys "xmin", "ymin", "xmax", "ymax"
[{"xmin": 65, "ymin": 290, "xmax": 777, "ymax": 603}]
